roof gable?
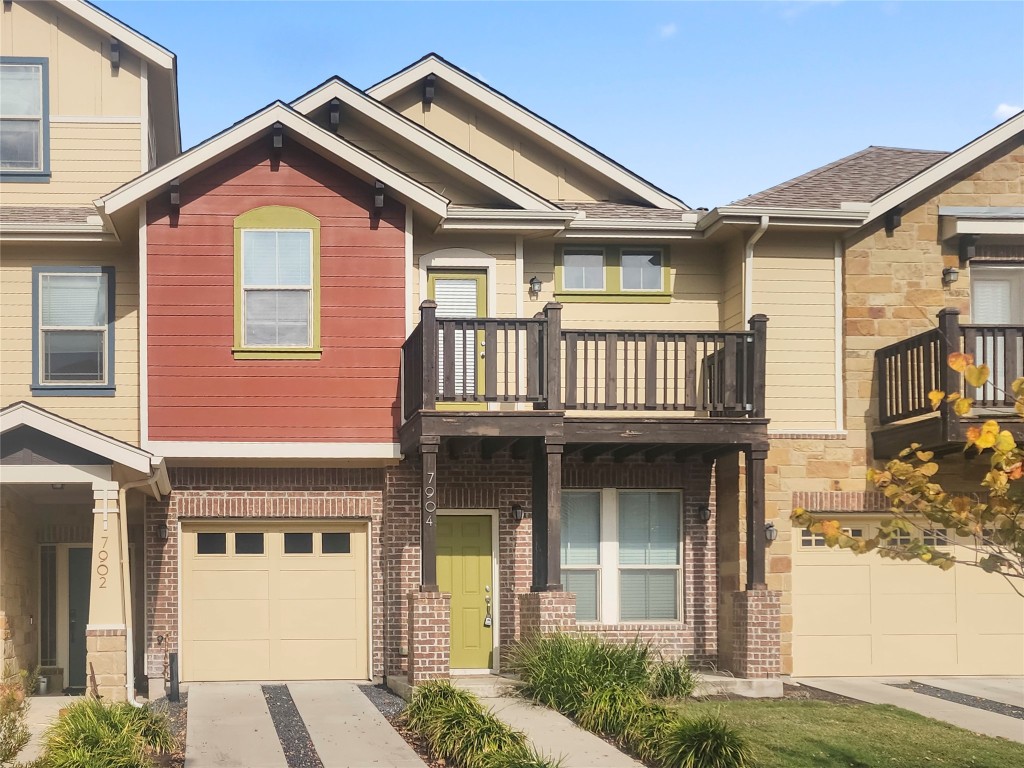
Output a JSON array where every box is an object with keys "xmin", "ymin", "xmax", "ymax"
[
  {"xmin": 96, "ymin": 102, "xmax": 449, "ymax": 223},
  {"xmin": 367, "ymin": 54, "xmax": 688, "ymax": 211},
  {"xmin": 53, "ymin": 0, "xmax": 175, "ymax": 70},
  {"xmin": 291, "ymin": 78, "xmax": 559, "ymax": 212}
]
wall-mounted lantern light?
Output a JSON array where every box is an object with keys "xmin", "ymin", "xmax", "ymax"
[
  {"xmin": 158, "ymin": 523, "xmax": 169, "ymax": 542},
  {"xmin": 528, "ymin": 276, "xmax": 542, "ymax": 296},
  {"xmin": 765, "ymin": 522, "xmax": 778, "ymax": 543},
  {"xmin": 512, "ymin": 503, "xmax": 528, "ymax": 522},
  {"xmin": 942, "ymin": 267, "xmax": 959, "ymax": 285},
  {"xmin": 698, "ymin": 505, "xmax": 712, "ymax": 524}
]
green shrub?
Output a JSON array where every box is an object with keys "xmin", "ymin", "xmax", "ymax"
[
  {"xmin": 659, "ymin": 714, "xmax": 752, "ymax": 768},
  {"xmin": 482, "ymin": 747, "xmax": 564, "ymax": 768},
  {"xmin": 506, "ymin": 633, "xmax": 653, "ymax": 717},
  {"xmin": 403, "ymin": 680, "xmax": 478, "ymax": 733},
  {"xmin": 1, "ymin": 666, "xmax": 38, "ymax": 766},
  {"xmin": 575, "ymin": 683, "xmax": 646, "ymax": 737},
  {"xmin": 41, "ymin": 698, "xmax": 174, "ymax": 768},
  {"xmin": 649, "ymin": 658, "xmax": 698, "ymax": 700},
  {"xmin": 620, "ymin": 701, "xmax": 677, "ymax": 763}
]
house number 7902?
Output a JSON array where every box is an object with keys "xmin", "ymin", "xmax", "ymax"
[{"xmin": 96, "ymin": 536, "xmax": 109, "ymax": 588}]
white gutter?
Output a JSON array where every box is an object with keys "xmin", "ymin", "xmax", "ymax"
[{"xmin": 743, "ymin": 216, "xmax": 770, "ymax": 323}]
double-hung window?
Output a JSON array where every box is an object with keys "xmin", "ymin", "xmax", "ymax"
[
  {"xmin": 233, "ymin": 206, "xmax": 321, "ymax": 359},
  {"xmin": 32, "ymin": 267, "xmax": 115, "ymax": 394},
  {"xmin": 557, "ymin": 246, "xmax": 669, "ymax": 301},
  {"xmin": 561, "ymin": 489, "xmax": 683, "ymax": 623},
  {"xmin": 1, "ymin": 57, "xmax": 49, "ymax": 179}
]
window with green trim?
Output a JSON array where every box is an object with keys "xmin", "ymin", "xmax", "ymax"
[
  {"xmin": 233, "ymin": 206, "xmax": 321, "ymax": 360},
  {"xmin": 556, "ymin": 246, "xmax": 670, "ymax": 302}
]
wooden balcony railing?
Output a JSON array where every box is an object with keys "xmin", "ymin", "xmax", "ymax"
[
  {"xmin": 876, "ymin": 308, "xmax": 1024, "ymax": 426},
  {"xmin": 401, "ymin": 301, "xmax": 768, "ymax": 419}
]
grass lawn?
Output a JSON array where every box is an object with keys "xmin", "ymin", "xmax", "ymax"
[{"xmin": 673, "ymin": 699, "xmax": 1024, "ymax": 768}]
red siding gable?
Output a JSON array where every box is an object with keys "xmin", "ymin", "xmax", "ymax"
[{"xmin": 147, "ymin": 141, "xmax": 406, "ymax": 443}]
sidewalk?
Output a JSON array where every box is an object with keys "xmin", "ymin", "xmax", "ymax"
[
  {"xmin": 796, "ymin": 677, "xmax": 1024, "ymax": 744},
  {"xmin": 479, "ymin": 695, "xmax": 644, "ymax": 768}
]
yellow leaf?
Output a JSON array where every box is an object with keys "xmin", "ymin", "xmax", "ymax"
[
  {"xmin": 946, "ymin": 391, "xmax": 961, "ymax": 402},
  {"xmin": 953, "ymin": 397, "xmax": 973, "ymax": 416},
  {"xmin": 915, "ymin": 450, "xmax": 934, "ymax": 462},
  {"xmin": 948, "ymin": 352, "xmax": 974, "ymax": 373},
  {"xmin": 964, "ymin": 364, "xmax": 990, "ymax": 388},
  {"xmin": 975, "ymin": 431, "xmax": 998, "ymax": 450},
  {"xmin": 928, "ymin": 390, "xmax": 945, "ymax": 410},
  {"xmin": 994, "ymin": 431, "xmax": 1017, "ymax": 453},
  {"xmin": 1012, "ymin": 377, "xmax": 1024, "ymax": 396},
  {"xmin": 919, "ymin": 462, "xmax": 939, "ymax": 477}
]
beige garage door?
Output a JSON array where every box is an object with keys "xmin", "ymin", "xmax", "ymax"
[
  {"xmin": 793, "ymin": 520, "xmax": 1024, "ymax": 677},
  {"xmin": 181, "ymin": 522, "xmax": 368, "ymax": 682}
]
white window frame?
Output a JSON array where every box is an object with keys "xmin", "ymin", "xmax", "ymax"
[
  {"xmin": 0, "ymin": 58, "xmax": 47, "ymax": 174},
  {"xmin": 562, "ymin": 488, "xmax": 684, "ymax": 625},
  {"xmin": 561, "ymin": 248, "xmax": 606, "ymax": 292},
  {"xmin": 620, "ymin": 248, "xmax": 664, "ymax": 293},
  {"xmin": 37, "ymin": 270, "xmax": 110, "ymax": 387},
  {"xmin": 970, "ymin": 264, "xmax": 1024, "ymax": 324},
  {"xmin": 240, "ymin": 227, "xmax": 314, "ymax": 349}
]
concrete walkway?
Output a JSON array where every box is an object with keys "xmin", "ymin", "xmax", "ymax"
[
  {"xmin": 796, "ymin": 677, "xmax": 1024, "ymax": 744},
  {"xmin": 290, "ymin": 681, "xmax": 424, "ymax": 767},
  {"xmin": 479, "ymin": 695, "xmax": 644, "ymax": 768},
  {"xmin": 19, "ymin": 694, "xmax": 81, "ymax": 763},
  {"xmin": 186, "ymin": 683, "xmax": 288, "ymax": 768}
]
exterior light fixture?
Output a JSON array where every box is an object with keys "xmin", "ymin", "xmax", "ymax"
[
  {"xmin": 765, "ymin": 522, "xmax": 778, "ymax": 543},
  {"xmin": 50, "ymin": 483, "xmax": 64, "ymax": 491},
  {"xmin": 512, "ymin": 503, "xmax": 527, "ymax": 522},
  {"xmin": 529, "ymin": 276, "xmax": 542, "ymax": 296},
  {"xmin": 698, "ymin": 505, "xmax": 712, "ymax": 523},
  {"xmin": 158, "ymin": 523, "xmax": 169, "ymax": 542},
  {"xmin": 942, "ymin": 267, "xmax": 959, "ymax": 285}
]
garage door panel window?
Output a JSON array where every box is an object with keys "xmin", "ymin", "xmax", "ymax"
[
  {"xmin": 197, "ymin": 532, "xmax": 226, "ymax": 555},
  {"xmin": 234, "ymin": 532, "xmax": 265, "ymax": 555},
  {"xmin": 284, "ymin": 532, "xmax": 314, "ymax": 554},
  {"xmin": 322, "ymin": 532, "xmax": 351, "ymax": 554},
  {"xmin": 801, "ymin": 527, "xmax": 864, "ymax": 548},
  {"xmin": 560, "ymin": 489, "xmax": 682, "ymax": 624}
]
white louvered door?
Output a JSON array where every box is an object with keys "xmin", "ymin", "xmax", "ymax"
[{"xmin": 431, "ymin": 273, "xmax": 485, "ymax": 398}]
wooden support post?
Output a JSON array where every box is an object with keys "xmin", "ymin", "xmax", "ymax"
[
  {"xmin": 532, "ymin": 437, "xmax": 564, "ymax": 591},
  {"xmin": 745, "ymin": 446, "xmax": 768, "ymax": 589},
  {"xmin": 421, "ymin": 301, "xmax": 438, "ymax": 411},
  {"xmin": 544, "ymin": 303, "xmax": 563, "ymax": 410},
  {"xmin": 937, "ymin": 308, "xmax": 962, "ymax": 441},
  {"xmin": 749, "ymin": 314, "xmax": 768, "ymax": 418},
  {"xmin": 420, "ymin": 436, "xmax": 440, "ymax": 591}
]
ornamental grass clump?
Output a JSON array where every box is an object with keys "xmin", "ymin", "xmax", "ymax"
[
  {"xmin": 659, "ymin": 714, "xmax": 752, "ymax": 768},
  {"xmin": 41, "ymin": 697, "xmax": 175, "ymax": 768},
  {"xmin": 649, "ymin": 658, "xmax": 698, "ymax": 701},
  {"xmin": 619, "ymin": 701, "xmax": 676, "ymax": 763},
  {"xmin": 575, "ymin": 683, "xmax": 647, "ymax": 737}
]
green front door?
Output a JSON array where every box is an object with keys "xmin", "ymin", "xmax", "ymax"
[
  {"xmin": 437, "ymin": 515, "xmax": 493, "ymax": 670},
  {"xmin": 68, "ymin": 547, "xmax": 92, "ymax": 690}
]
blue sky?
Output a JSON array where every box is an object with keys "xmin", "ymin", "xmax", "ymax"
[{"xmin": 101, "ymin": 0, "xmax": 1023, "ymax": 207}]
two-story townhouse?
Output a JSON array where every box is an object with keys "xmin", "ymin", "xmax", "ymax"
[
  {"xmin": 729, "ymin": 114, "xmax": 1024, "ymax": 677},
  {"xmin": 83, "ymin": 53, "xmax": 811, "ymax": 697},
  {"xmin": 1, "ymin": 0, "xmax": 178, "ymax": 700}
]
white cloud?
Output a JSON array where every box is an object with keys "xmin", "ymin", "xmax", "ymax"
[
  {"xmin": 658, "ymin": 22, "xmax": 678, "ymax": 39},
  {"xmin": 994, "ymin": 103, "xmax": 1022, "ymax": 121}
]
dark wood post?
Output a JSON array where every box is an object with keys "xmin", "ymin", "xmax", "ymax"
[
  {"xmin": 531, "ymin": 437, "xmax": 564, "ymax": 591},
  {"xmin": 744, "ymin": 446, "xmax": 768, "ymax": 589},
  {"xmin": 544, "ymin": 302, "xmax": 563, "ymax": 410},
  {"xmin": 420, "ymin": 436, "xmax": 440, "ymax": 591},
  {"xmin": 937, "ymin": 308, "xmax": 962, "ymax": 441},
  {"xmin": 421, "ymin": 301, "xmax": 438, "ymax": 411},
  {"xmin": 749, "ymin": 314, "xmax": 768, "ymax": 418}
]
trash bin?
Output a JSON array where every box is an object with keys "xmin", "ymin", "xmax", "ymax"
[{"xmin": 37, "ymin": 676, "xmax": 48, "ymax": 695}]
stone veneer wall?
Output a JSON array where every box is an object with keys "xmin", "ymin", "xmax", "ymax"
[
  {"xmin": 765, "ymin": 138, "xmax": 1024, "ymax": 674},
  {"xmin": 86, "ymin": 628, "xmax": 127, "ymax": 701},
  {"xmin": 0, "ymin": 496, "xmax": 37, "ymax": 681}
]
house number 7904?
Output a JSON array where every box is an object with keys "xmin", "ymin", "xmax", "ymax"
[{"xmin": 424, "ymin": 470, "xmax": 436, "ymax": 526}]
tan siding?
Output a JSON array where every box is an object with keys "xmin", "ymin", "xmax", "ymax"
[
  {"xmin": 752, "ymin": 233, "xmax": 837, "ymax": 431},
  {"xmin": 412, "ymin": 233, "xmax": 519, "ymax": 322},
  {"xmin": 721, "ymin": 236, "xmax": 745, "ymax": 331},
  {"xmin": 0, "ymin": 245, "xmax": 140, "ymax": 444}
]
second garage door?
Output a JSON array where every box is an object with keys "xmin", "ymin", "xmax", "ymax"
[
  {"xmin": 181, "ymin": 522, "xmax": 368, "ymax": 682},
  {"xmin": 793, "ymin": 519, "xmax": 1024, "ymax": 676}
]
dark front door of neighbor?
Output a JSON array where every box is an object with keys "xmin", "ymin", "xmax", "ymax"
[{"xmin": 68, "ymin": 548, "xmax": 92, "ymax": 690}]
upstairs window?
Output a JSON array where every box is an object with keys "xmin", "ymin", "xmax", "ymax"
[
  {"xmin": 621, "ymin": 250, "xmax": 664, "ymax": 292},
  {"xmin": 32, "ymin": 267, "xmax": 115, "ymax": 395},
  {"xmin": 557, "ymin": 246, "xmax": 669, "ymax": 302},
  {"xmin": 233, "ymin": 206, "xmax": 321, "ymax": 360},
  {"xmin": 562, "ymin": 249, "xmax": 606, "ymax": 291},
  {"xmin": 1, "ymin": 58, "xmax": 49, "ymax": 179}
]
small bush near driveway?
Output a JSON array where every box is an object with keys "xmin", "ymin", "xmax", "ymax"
[{"xmin": 40, "ymin": 698, "xmax": 175, "ymax": 768}]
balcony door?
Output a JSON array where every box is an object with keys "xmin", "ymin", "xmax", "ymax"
[
  {"xmin": 970, "ymin": 266, "xmax": 1023, "ymax": 405},
  {"xmin": 428, "ymin": 270, "xmax": 487, "ymax": 406}
]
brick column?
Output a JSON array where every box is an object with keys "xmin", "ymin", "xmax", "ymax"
[
  {"xmin": 407, "ymin": 591, "xmax": 450, "ymax": 685},
  {"xmin": 518, "ymin": 591, "xmax": 577, "ymax": 637},
  {"xmin": 731, "ymin": 588, "xmax": 780, "ymax": 678},
  {"xmin": 86, "ymin": 628, "xmax": 127, "ymax": 701}
]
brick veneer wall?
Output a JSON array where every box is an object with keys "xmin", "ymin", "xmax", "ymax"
[
  {"xmin": 407, "ymin": 591, "xmax": 450, "ymax": 684},
  {"xmin": 730, "ymin": 589, "xmax": 780, "ymax": 678},
  {"xmin": 519, "ymin": 592, "xmax": 576, "ymax": 636},
  {"xmin": 145, "ymin": 467, "xmax": 387, "ymax": 679},
  {"xmin": 764, "ymin": 139, "xmax": 1024, "ymax": 675}
]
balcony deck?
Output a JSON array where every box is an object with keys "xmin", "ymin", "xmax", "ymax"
[{"xmin": 873, "ymin": 309, "xmax": 1024, "ymax": 458}]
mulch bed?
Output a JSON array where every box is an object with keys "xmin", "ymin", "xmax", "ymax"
[{"xmin": 151, "ymin": 690, "xmax": 188, "ymax": 768}]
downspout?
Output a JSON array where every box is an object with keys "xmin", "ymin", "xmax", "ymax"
[
  {"xmin": 743, "ymin": 215, "xmax": 770, "ymax": 323},
  {"xmin": 118, "ymin": 474, "xmax": 161, "ymax": 706}
]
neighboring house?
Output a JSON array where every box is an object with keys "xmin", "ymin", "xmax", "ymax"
[
  {"xmin": 0, "ymin": 0, "xmax": 178, "ymax": 697},
  {"xmin": 730, "ymin": 120, "xmax": 1024, "ymax": 676},
  {"xmin": 0, "ymin": 3, "xmax": 1021, "ymax": 703}
]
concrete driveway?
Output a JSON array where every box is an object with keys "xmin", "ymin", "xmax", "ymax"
[
  {"xmin": 186, "ymin": 681, "xmax": 424, "ymax": 768},
  {"xmin": 795, "ymin": 677, "xmax": 1024, "ymax": 744}
]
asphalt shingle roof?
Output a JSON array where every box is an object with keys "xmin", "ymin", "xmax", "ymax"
[
  {"xmin": 557, "ymin": 201, "xmax": 690, "ymax": 221},
  {"xmin": 0, "ymin": 205, "xmax": 99, "ymax": 226},
  {"xmin": 731, "ymin": 146, "xmax": 949, "ymax": 209}
]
